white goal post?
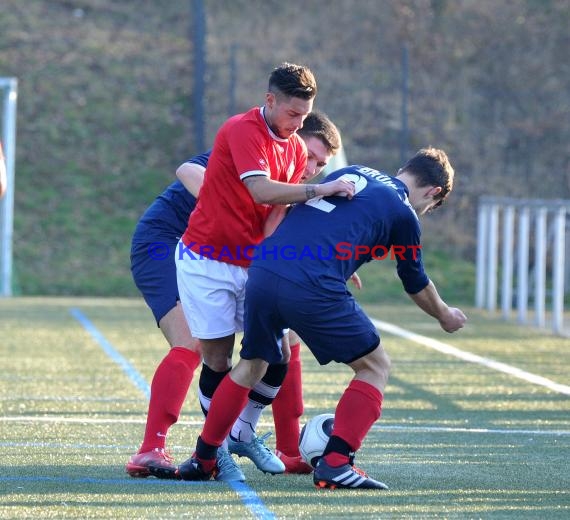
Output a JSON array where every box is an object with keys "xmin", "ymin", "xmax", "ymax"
[
  {"xmin": 476, "ymin": 196, "xmax": 569, "ymax": 336},
  {"xmin": 0, "ymin": 78, "xmax": 18, "ymax": 297}
]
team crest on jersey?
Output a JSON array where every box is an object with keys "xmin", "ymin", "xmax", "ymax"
[{"xmin": 259, "ymin": 158, "xmax": 267, "ymax": 168}]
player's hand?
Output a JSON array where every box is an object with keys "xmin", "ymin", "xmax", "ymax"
[
  {"xmin": 439, "ymin": 307, "xmax": 467, "ymax": 333},
  {"xmin": 320, "ymin": 179, "xmax": 355, "ymax": 199},
  {"xmin": 349, "ymin": 272, "xmax": 362, "ymax": 290}
]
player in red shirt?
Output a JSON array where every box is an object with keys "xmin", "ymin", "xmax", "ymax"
[
  {"xmin": 181, "ymin": 105, "xmax": 307, "ymax": 266},
  {"xmin": 126, "ymin": 111, "xmax": 344, "ymax": 480},
  {"xmin": 163, "ymin": 63, "xmax": 355, "ymax": 478}
]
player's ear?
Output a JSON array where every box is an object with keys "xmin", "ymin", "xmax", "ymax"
[
  {"xmin": 427, "ymin": 186, "xmax": 442, "ymax": 199},
  {"xmin": 265, "ymin": 91, "xmax": 276, "ymax": 109}
]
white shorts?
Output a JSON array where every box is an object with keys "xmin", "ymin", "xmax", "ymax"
[{"xmin": 175, "ymin": 243, "xmax": 248, "ymax": 339}]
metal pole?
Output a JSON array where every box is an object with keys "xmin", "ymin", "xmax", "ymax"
[
  {"xmin": 475, "ymin": 201, "xmax": 488, "ymax": 308},
  {"xmin": 486, "ymin": 204, "xmax": 499, "ymax": 311},
  {"xmin": 501, "ymin": 206, "xmax": 515, "ymax": 319},
  {"xmin": 192, "ymin": 0, "xmax": 206, "ymax": 152},
  {"xmin": 400, "ymin": 45, "xmax": 409, "ymax": 165},
  {"xmin": 228, "ymin": 43, "xmax": 238, "ymax": 117},
  {"xmin": 516, "ymin": 207, "xmax": 530, "ymax": 324},
  {"xmin": 0, "ymin": 78, "xmax": 17, "ymax": 297},
  {"xmin": 534, "ymin": 208, "xmax": 548, "ymax": 328},
  {"xmin": 552, "ymin": 208, "xmax": 566, "ymax": 334}
]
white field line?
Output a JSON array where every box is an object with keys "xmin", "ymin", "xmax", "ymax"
[
  {"xmin": 69, "ymin": 308, "xmax": 275, "ymax": 520},
  {"xmin": 1, "ymin": 415, "xmax": 568, "ymax": 436},
  {"xmin": 371, "ymin": 318, "xmax": 570, "ymax": 396}
]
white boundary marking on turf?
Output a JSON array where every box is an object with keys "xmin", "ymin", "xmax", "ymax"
[
  {"xmin": 69, "ymin": 308, "xmax": 276, "ymax": 520},
  {"xmin": 371, "ymin": 318, "xmax": 570, "ymax": 396},
  {"xmin": 2, "ymin": 416, "xmax": 569, "ymax": 436},
  {"xmin": 69, "ymin": 308, "xmax": 151, "ymax": 399}
]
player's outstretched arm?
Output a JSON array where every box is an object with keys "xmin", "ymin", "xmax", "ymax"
[
  {"xmin": 176, "ymin": 162, "xmax": 206, "ymax": 198},
  {"xmin": 408, "ymin": 280, "xmax": 467, "ymax": 333},
  {"xmin": 244, "ymin": 176, "xmax": 355, "ymax": 205}
]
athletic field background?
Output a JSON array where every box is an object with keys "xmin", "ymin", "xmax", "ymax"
[{"xmin": 1, "ymin": 297, "xmax": 568, "ymax": 519}]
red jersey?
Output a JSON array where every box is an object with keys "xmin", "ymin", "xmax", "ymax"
[{"xmin": 181, "ymin": 106, "xmax": 307, "ymax": 267}]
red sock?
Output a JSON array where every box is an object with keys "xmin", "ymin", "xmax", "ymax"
[
  {"xmin": 272, "ymin": 343, "xmax": 303, "ymax": 456},
  {"xmin": 201, "ymin": 375, "xmax": 251, "ymax": 447},
  {"xmin": 139, "ymin": 347, "xmax": 201, "ymax": 453},
  {"xmin": 324, "ymin": 380, "xmax": 383, "ymax": 467}
]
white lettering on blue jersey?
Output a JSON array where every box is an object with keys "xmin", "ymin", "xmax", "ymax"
[{"xmin": 355, "ymin": 166, "xmax": 399, "ymax": 190}]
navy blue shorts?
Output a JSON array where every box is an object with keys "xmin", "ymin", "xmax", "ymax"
[
  {"xmin": 242, "ymin": 268, "xmax": 380, "ymax": 365},
  {"xmin": 130, "ymin": 238, "xmax": 179, "ymax": 325}
]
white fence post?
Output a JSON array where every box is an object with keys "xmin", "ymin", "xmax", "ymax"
[
  {"xmin": 486, "ymin": 204, "xmax": 499, "ymax": 312},
  {"xmin": 552, "ymin": 208, "xmax": 566, "ymax": 334},
  {"xmin": 475, "ymin": 201, "xmax": 488, "ymax": 308},
  {"xmin": 0, "ymin": 77, "xmax": 18, "ymax": 297},
  {"xmin": 516, "ymin": 207, "xmax": 530, "ymax": 324},
  {"xmin": 534, "ymin": 207, "xmax": 548, "ymax": 328},
  {"xmin": 501, "ymin": 205, "xmax": 515, "ymax": 319},
  {"xmin": 476, "ymin": 197, "xmax": 569, "ymax": 336}
]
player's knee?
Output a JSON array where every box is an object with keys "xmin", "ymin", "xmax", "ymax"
[
  {"xmin": 204, "ymin": 356, "xmax": 232, "ymax": 372},
  {"xmin": 373, "ymin": 347, "xmax": 391, "ymax": 381},
  {"xmin": 202, "ymin": 340, "xmax": 234, "ymax": 371},
  {"xmin": 233, "ymin": 358, "xmax": 268, "ymax": 388},
  {"xmin": 203, "ymin": 350, "xmax": 232, "ymax": 371},
  {"xmin": 352, "ymin": 344, "xmax": 391, "ymax": 381},
  {"xmin": 378, "ymin": 347, "xmax": 391, "ymax": 372},
  {"xmin": 173, "ymin": 337, "xmax": 201, "ymax": 354}
]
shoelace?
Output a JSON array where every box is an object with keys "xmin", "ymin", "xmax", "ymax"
[
  {"xmin": 251, "ymin": 432, "xmax": 274, "ymax": 460},
  {"xmin": 352, "ymin": 465, "xmax": 369, "ymax": 477},
  {"xmin": 216, "ymin": 449, "xmax": 238, "ymax": 472},
  {"xmin": 153, "ymin": 448, "xmax": 174, "ymax": 464},
  {"xmin": 348, "ymin": 453, "xmax": 368, "ymax": 477}
]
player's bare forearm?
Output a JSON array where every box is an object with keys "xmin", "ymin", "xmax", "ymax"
[
  {"xmin": 244, "ymin": 176, "xmax": 314, "ymax": 204},
  {"xmin": 408, "ymin": 281, "xmax": 467, "ymax": 333},
  {"xmin": 244, "ymin": 176, "xmax": 355, "ymax": 205},
  {"xmin": 408, "ymin": 281, "xmax": 446, "ymax": 319},
  {"xmin": 176, "ymin": 162, "xmax": 205, "ymax": 198}
]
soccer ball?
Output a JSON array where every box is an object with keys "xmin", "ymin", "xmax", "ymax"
[{"xmin": 299, "ymin": 413, "xmax": 334, "ymax": 467}]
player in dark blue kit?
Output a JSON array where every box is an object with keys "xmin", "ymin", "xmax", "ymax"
[
  {"xmin": 176, "ymin": 147, "xmax": 467, "ymax": 489},
  {"xmin": 126, "ymin": 111, "xmax": 342, "ymax": 480}
]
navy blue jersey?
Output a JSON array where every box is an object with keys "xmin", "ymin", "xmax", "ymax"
[
  {"xmin": 130, "ymin": 150, "xmax": 211, "ymax": 324},
  {"xmin": 132, "ymin": 151, "xmax": 211, "ymax": 242},
  {"xmin": 250, "ymin": 165, "xmax": 429, "ymax": 295}
]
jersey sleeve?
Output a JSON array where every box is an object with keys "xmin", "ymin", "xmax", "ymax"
[
  {"xmin": 391, "ymin": 210, "xmax": 430, "ymax": 294},
  {"xmin": 227, "ymin": 123, "xmax": 271, "ymax": 180},
  {"xmin": 183, "ymin": 150, "xmax": 212, "ymax": 168}
]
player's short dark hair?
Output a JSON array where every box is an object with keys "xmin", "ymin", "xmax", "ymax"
[
  {"xmin": 401, "ymin": 147, "xmax": 455, "ymax": 208},
  {"xmin": 268, "ymin": 62, "xmax": 317, "ymax": 101},
  {"xmin": 298, "ymin": 110, "xmax": 341, "ymax": 155}
]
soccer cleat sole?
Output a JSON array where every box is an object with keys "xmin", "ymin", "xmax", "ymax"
[
  {"xmin": 126, "ymin": 466, "xmax": 151, "ymax": 478},
  {"xmin": 314, "ymin": 478, "xmax": 389, "ymax": 490},
  {"xmin": 312, "ymin": 459, "xmax": 389, "ymax": 490},
  {"xmin": 176, "ymin": 459, "xmax": 217, "ymax": 481},
  {"xmin": 147, "ymin": 465, "xmax": 180, "ymax": 480},
  {"xmin": 232, "ymin": 453, "xmax": 281, "ymax": 475}
]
